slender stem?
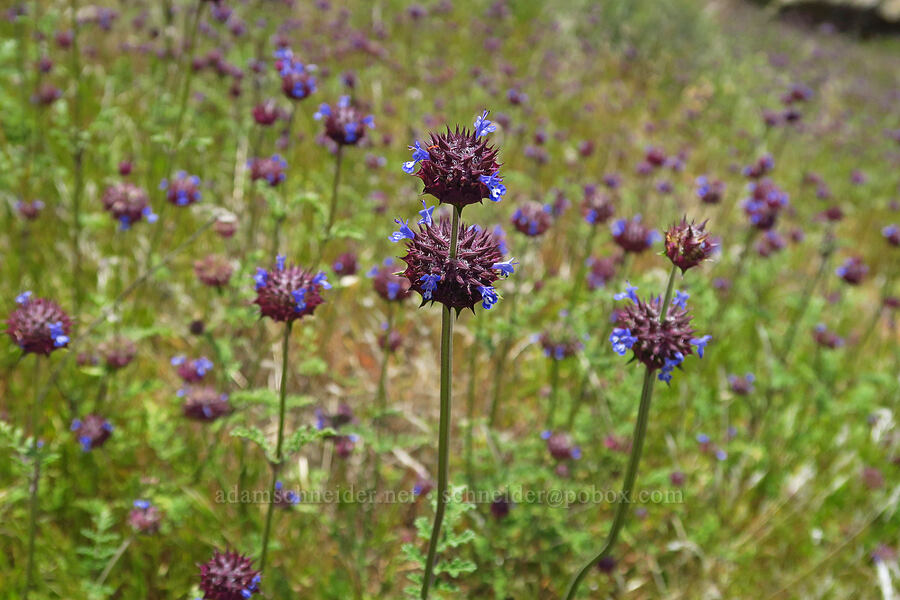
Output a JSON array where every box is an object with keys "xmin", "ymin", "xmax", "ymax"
[
  {"xmin": 259, "ymin": 320, "xmax": 292, "ymax": 572},
  {"xmin": 779, "ymin": 235, "xmax": 833, "ymax": 361},
  {"xmin": 23, "ymin": 356, "xmax": 42, "ymax": 599},
  {"xmin": 421, "ymin": 207, "xmax": 460, "ymax": 600},
  {"xmin": 563, "ymin": 369, "xmax": 654, "ymax": 599},
  {"xmin": 315, "ymin": 146, "xmax": 344, "ymax": 266},
  {"xmin": 545, "ymin": 358, "xmax": 561, "ymax": 429},
  {"xmin": 567, "ymin": 225, "xmax": 599, "ymax": 309},
  {"xmin": 325, "ymin": 146, "xmax": 344, "ymax": 238},
  {"xmin": 95, "ymin": 536, "xmax": 133, "ymax": 586},
  {"xmin": 170, "ymin": 0, "xmax": 203, "ymax": 152},
  {"xmin": 563, "ymin": 264, "xmax": 677, "ymax": 599},
  {"xmin": 464, "ymin": 320, "xmax": 480, "ymax": 484},
  {"xmin": 371, "ymin": 304, "xmax": 395, "ymax": 499},
  {"xmin": 69, "ymin": 0, "xmax": 84, "ymax": 316}
]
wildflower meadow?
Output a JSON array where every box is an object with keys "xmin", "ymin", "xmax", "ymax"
[{"xmin": 1, "ymin": 0, "xmax": 899, "ymax": 598}]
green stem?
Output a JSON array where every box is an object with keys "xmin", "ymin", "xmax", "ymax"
[
  {"xmin": 546, "ymin": 358, "xmax": 561, "ymax": 429},
  {"xmin": 259, "ymin": 320, "xmax": 292, "ymax": 572},
  {"xmin": 23, "ymin": 356, "xmax": 42, "ymax": 599},
  {"xmin": 69, "ymin": 0, "xmax": 84, "ymax": 316},
  {"xmin": 464, "ymin": 320, "xmax": 480, "ymax": 485},
  {"xmin": 316, "ymin": 146, "xmax": 344, "ymax": 265},
  {"xmin": 779, "ymin": 236, "xmax": 833, "ymax": 362},
  {"xmin": 563, "ymin": 264, "xmax": 677, "ymax": 599},
  {"xmin": 371, "ymin": 305, "xmax": 395, "ymax": 501},
  {"xmin": 421, "ymin": 207, "xmax": 460, "ymax": 600}
]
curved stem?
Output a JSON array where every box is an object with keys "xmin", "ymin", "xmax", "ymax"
[
  {"xmin": 23, "ymin": 356, "xmax": 42, "ymax": 599},
  {"xmin": 259, "ymin": 320, "xmax": 292, "ymax": 572},
  {"xmin": 563, "ymin": 368, "xmax": 654, "ymax": 600},
  {"xmin": 421, "ymin": 207, "xmax": 460, "ymax": 599},
  {"xmin": 563, "ymin": 264, "xmax": 677, "ymax": 599}
]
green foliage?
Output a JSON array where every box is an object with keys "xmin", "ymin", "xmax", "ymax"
[{"xmin": 402, "ymin": 486, "xmax": 477, "ymax": 598}]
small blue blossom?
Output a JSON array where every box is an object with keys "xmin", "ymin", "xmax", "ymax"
[
  {"xmin": 696, "ymin": 433, "xmax": 710, "ymax": 444},
  {"xmin": 402, "ymin": 141, "xmax": 430, "ymax": 174},
  {"xmin": 609, "ymin": 328, "xmax": 637, "ymax": 356},
  {"xmin": 48, "ymin": 321, "xmax": 69, "ymax": 347},
  {"xmin": 571, "ymin": 446, "xmax": 582, "ymax": 460},
  {"xmin": 142, "ymin": 206, "xmax": 158, "ymax": 223},
  {"xmin": 276, "ymin": 255, "xmax": 286, "ymax": 271},
  {"xmin": 479, "ymin": 286, "xmax": 499, "ymax": 309},
  {"xmin": 417, "ymin": 200, "xmax": 434, "ymax": 226},
  {"xmin": 312, "ymin": 271, "xmax": 332, "ymax": 289},
  {"xmin": 15, "ymin": 291, "xmax": 32, "ymax": 305},
  {"xmin": 134, "ymin": 499, "xmax": 151, "ymax": 509},
  {"xmin": 658, "ymin": 352, "xmax": 684, "ymax": 384},
  {"xmin": 540, "ymin": 430, "xmax": 552, "ymax": 440},
  {"xmin": 389, "ymin": 218, "xmax": 416, "ymax": 242},
  {"xmin": 419, "ymin": 274, "xmax": 441, "ymax": 300},
  {"xmin": 715, "ymin": 449, "xmax": 728, "ymax": 461},
  {"xmin": 344, "ymin": 122, "xmax": 359, "ymax": 143},
  {"xmin": 473, "ymin": 110, "xmax": 496, "ymax": 137},
  {"xmin": 690, "ymin": 335, "xmax": 711, "ymax": 358},
  {"xmin": 613, "ymin": 282, "xmax": 639, "ymax": 304},
  {"xmin": 672, "ymin": 290, "xmax": 689, "ymax": 310},
  {"xmin": 479, "ymin": 172, "xmax": 506, "ymax": 201},
  {"xmin": 362, "ymin": 115, "xmax": 375, "ymax": 129},
  {"xmin": 292, "ymin": 287, "xmax": 314, "ymax": 312},
  {"xmin": 387, "ymin": 281, "xmax": 400, "ymax": 300},
  {"xmin": 70, "ymin": 419, "xmax": 82, "ymax": 431},
  {"xmin": 492, "ymin": 258, "xmax": 518, "ymax": 277},
  {"xmin": 254, "ymin": 268, "xmax": 269, "ymax": 290},
  {"xmin": 171, "ymin": 355, "xmax": 185, "ymax": 366},
  {"xmin": 313, "ymin": 104, "xmax": 331, "ymax": 120},
  {"xmin": 195, "ymin": 357, "xmax": 214, "ymax": 376}
]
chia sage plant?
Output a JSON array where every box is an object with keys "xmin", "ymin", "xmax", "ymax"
[
  {"xmin": 563, "ymin": 217, "xmax": 714, "ymax": 599},
  {"xmin": 249, "ymin": 255, "xmax": 331, "ymax": 575},
  {"xmin": 394, "ymin": 110, "xmax": 516, "ymax": 599},
  {"xmin": 7, "ymin": 292, "xmax": 71, "ymax": 598}
]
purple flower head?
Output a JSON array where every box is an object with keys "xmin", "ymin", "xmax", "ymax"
[
  {"xmin": 182, "ymin": 386, "xmax": 232, "ymax": 422},
  {"xmin": 665, "ymin": 218, "xmax": 716, "ymax": 272},
  {"xmin": 404, "ymin": 125, "xmax": 502, "ymax": 210},
  {"xmin": 7, "ymin": 295, "xmax": 72, "ymax": 355},
  {"xmin": 199, "ymin": 549, "xmax": 261, "ymax": 600},
  {"xmin": 399, "ymin": 216, "xmax": 507, "ymax": 314},
  {"xmin": 511, "ymin": 201, "xmax": 553, "ymax": 237},
  {"xmin": 248, "ymin": 154, "xmax": 287, "ymax": 187},
  {"xmin": 611, "ymin": 290, "xmax": 707, "ymax": 382},
  {"xmin": 611, "ymin": 215, "xmax": 658, "ymax": 254},
  {"xmin": 315, "ymin": 96, "xmax": 374, "ymax": 146},
  {"xmin": 71, "ymin": 414, "xmax": 113, "ymax": 451},
  {"xmin": 253, "ymin": 257, "xmax": 328, "ymax": 322}
]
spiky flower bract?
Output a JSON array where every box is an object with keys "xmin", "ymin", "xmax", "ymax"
[
  {"xmin": 402, "ymin": 113, "xmax": 505, "ymax": 209},
  {"xmin": 314, "ymin": 95, "xmax": 375, "ymax": 146},
  {"xmin": 611, "ymin": 215, "xmax": 660, "ymax": 254},
  {"xmin": 664, "ymin": 217, "xmax": 716, "ymax": 273},
  {"xmin": 252, "ymin": 256, "xmax": 330, "ymax": 322},
  {"xmin": 610, "ymin": 286, "xmax": 710, "ymax": 383},
  {"xmin": 70, "ymin": 415, "xmax": 113, "ymax": 451},
  {"xmin": 398, "ymin": 216, "xmax": 508, "ymax": 314},
  {"xmin": 181, "ymin": 387, "xmax": 233, "ymax": 422},
  {"xmin": 6, "ymin": 293, "xmax": 71, "ymax": 355},
  {"xmin": 101, "ymin": 182, "xmax": 157, "ymax": 229},
  {"xmin": 198, "ymin": 549, "xmax": 261, "ymax": 600}
]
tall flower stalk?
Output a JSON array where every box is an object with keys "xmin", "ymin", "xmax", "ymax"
[
  {"xmin": 392, "ymin": 110, "xmax": 512, "ymax": 599},
  {"xmin": 563, "ymin": 218, "xmax": 714, "ymax": 599},
  {"xmin": 7, "ymin": 293, "xmax": 71, "ymax": 598},
  {"xmin": 250, "ymin": 255, "xmax": 330, "ymax": 573},
  {"xmin": 259, "ymin": 319, "xmax": 291, "ymax": 571}
]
